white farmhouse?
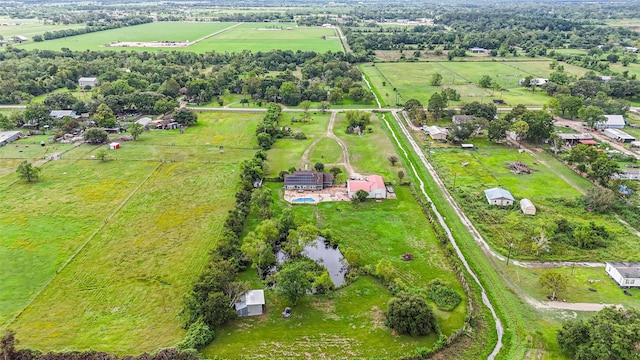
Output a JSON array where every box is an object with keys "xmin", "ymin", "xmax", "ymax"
[
  {"xmin": 235, "ymin": 290, "xmax": 265, "ymax": 317},
  {"xmin": 484, "ymin": 187, "xmax": 514, "ymax": 206},
  {"xmin": 605, "ymin": 262, "xmax": 640, "ymax": 288}
]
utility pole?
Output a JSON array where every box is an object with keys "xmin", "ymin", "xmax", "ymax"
[{"xmin": 506, "ymin": 242, "xmax": 514, "ymax": 266}]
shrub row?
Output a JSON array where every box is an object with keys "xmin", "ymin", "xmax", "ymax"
[{"xmin": 179, "ymin": 104, "xmax": 282, "ymax": 350}]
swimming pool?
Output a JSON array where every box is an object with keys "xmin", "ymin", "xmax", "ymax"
[{"xmin": 292, "ymin": 197, "xmax": 315, "ymax": 203}]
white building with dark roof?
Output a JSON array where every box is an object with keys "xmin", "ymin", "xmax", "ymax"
[{"xmin": 606, "ymin": 262, "xmax": 640, "ymax": 288}]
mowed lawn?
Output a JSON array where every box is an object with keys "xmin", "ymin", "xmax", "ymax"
[
  {"xmin": 361, "ymin": 61, "xmax": 587, "ymax": 107},
  {"xmin": 189, "ymin": 23, "xmax": 342, "ymax": 53},
  {"xmin": 4, "ymin": 112, "xmax": 260, "ymax": 353},
  {"xmin": 429, "ymin": 140, "xmax": 640, "ymax": 260},
  {"xmin": 204, "ymin": 185, "xmax": 467, "ymax": 358},
  {"xmin": 17, "ymin": 22, "xmax": 236, "ymax": 52}
]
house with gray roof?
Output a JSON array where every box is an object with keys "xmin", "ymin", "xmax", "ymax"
[
  {"xmin": 484, "ymin": 187, "xmax": 514, "ymax": 206},
  {"xmin": 606, "ymin": 262, "xmax": 640, "ymax": 288},
  {"xmin": 50, "ymin": 110, "xmax": 78, "ymax": 119}
]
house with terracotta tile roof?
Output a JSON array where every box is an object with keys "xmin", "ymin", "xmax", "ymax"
[{"xmin": 347, "ymin": 175, "xmax": 387, "ymax": 199}]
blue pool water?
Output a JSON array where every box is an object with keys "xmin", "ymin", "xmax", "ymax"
[{"xmin": 292, "ymin": 197, "xmax": 315, "ymax": 203}]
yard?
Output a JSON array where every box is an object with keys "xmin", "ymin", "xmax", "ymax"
[
  {"xmin": 203, "ymin": 183, "xmax": 468, "ymax": 358},
  {"xmin": 428, "ymin": 138, "xmax": 640, "ymax": 261},
  {"xmin": 1, "ymin": 112, "xmax": 260, "ymax": 353}
]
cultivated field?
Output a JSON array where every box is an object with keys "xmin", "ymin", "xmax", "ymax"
[
  {"xmin": 17, "ymin": 21, "xmax": 343, "ymax": 53},
  {"xmin": 361, "ymin": 60, "xmax": 588, "ymax": 107},
  {"xmin": 17, "ymin": 22, "xmax": 234, "ymax": 52},
  {"xmin": 1, "ymin": 112, "xmax": 262, "ymax": 353}
]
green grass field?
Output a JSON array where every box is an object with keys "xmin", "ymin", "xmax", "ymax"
[
  {"xmin": 17, "ymin": 21, "xmax": 343, "ymax": 53},
  {"xmin": 17, "ymin": 22, "xmax": 236, "ymax": 52},
  {"xmin": 188, "ymin": 23, "xmax": 343, "ymax": 53},
  {"xmin": 204, "ymin": 183, "xmax": 467, "ymax": 358},
  {"xmin": 0, "ymin": 18, "xmax": 84, "ymax": 39},
  {"xmin": 1, "ymin": 112, "xmax": 262, "ymax": 353},
  {"xmin": 361, "ymin": 60, "xmax": 588, "ymax": 107}
]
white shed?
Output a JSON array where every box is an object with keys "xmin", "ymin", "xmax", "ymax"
[
  {"xmin": 606, "ymin": 262, "xmax": 640, "ymax": 288},
  {"xmin": 235, "ymin": 290, "xmax": 265, "ymax": 317},
  {"xmin": 78, "ymin": 77, "xmax": 99, "ymax": 88},
  {"xmin": 109, "ymin": 142, "xmax": 120, "ymax": 150},
  {"xmin": 520, "ymin": 198, "xmax": 536, "ymax": 215},
  {"xmin": 484, "ymin": 187, "xmax": 514, "ymax": 206}
]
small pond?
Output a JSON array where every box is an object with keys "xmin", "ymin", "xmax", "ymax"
[{"xmin": 276, "ymin": 237, "xmax": 348, "ymax": 287}]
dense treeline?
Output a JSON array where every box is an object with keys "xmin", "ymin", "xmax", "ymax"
[
  {"xmin": 0, "ymin": 48, "xmax": 368, "ymax": 106},
  {"xmin": 179, "ymin": 105, "xmax": 280, "ymax": 350}
]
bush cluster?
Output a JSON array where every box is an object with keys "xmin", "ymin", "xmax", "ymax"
[{"xmin": 427, "ymin": 279, "xmax": 462, "ymax": 311}]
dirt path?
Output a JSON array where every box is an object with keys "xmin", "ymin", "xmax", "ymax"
[{"xmin": 299, "ymin": 111, "xmax": 363, "ymax": 179}]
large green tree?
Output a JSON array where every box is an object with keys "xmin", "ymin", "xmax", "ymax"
[
  {"xmin": 539, "ymin": 270, "xmax": 568, "ymax": 300},
  {"xmin": 277, "ymin": 261, "xmax": 312, "ymax": 306},
  {"xmin": 16, "ymin": 161, "xmax": 41, "ymax": 182},
  {"xmin": 386, "ymin": 293, "xmax": 437, "ymax": 336},
  {"xmin": 427, "ymin": 93, "xmax": 447, "ymax": 121},
  {"xmin": 557, "ymin": 307, "xmax": 640, "ymax": 360},
  {"xmin": 95, "ymin": 103, "xmax": 116, "ymax": 128},
  {"xmin": 578, "ymin": 105, "xmax": 606, "ymax": 129}
]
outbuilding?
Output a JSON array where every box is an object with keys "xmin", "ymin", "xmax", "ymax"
[
  {"xmin": 606, "ymin": 262, "xmax": 640, "ymax": 288},
  {"xmin": 520, "ymin": 198, "xmax": 536, "ymax": 215},
  {"xmin": 424, "ymin": 125, "xmax": 448, "ymax": 141},
  {"xmin": 603, "ymin": 128, "xmax": 635, "ymax": 143},
  {"xmin": 109, "ymin": 142, "xmax": 120, "ymax": 150},
  {"xmin": 0, "ymin": 130, "xmax": 23, "ymax": 146},
  {"xmin": 135, "ymin": 117, "xmax": 153, "ymax": 127},
  {"xmin": 596, "ymin": 115, "xmax": 625, "ymax": 129},
  {"xmin": 347, "ymin": 175, "xmax": 387, "ymax": 199},
  {"xmin": 235, "ymin": 290, "xmax": 265, "ymax": 317},
  {"xmin": 484, "ymin": 187, "xmax": 514, "ymax": 206}
]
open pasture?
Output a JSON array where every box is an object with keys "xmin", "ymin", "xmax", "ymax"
[
  {"xmin": 362, "ymin": 60, "xmax": 587, "ymax": 107},
  {"xmin": 429, "ymin": 140, "xmax": 640, "ymax": 261},
  {"xmin": 17, "ymin": 22, "xmax": 235, "ymax": 52},
  {"xmin": 188, "ymin": 22, "xmax": 342, "ymax": 53},
  {"xmin": 2, "ymin": 112, "xmax": 260, "ymax": 353},
  {"xmin": 17, "ymin": 21, "xmax": 343, "ymax": 53},
  {"xmin": 204, "ymin": 184, "xmax": 467, "ymax": 358},
  {"xmin": 0, "ymin": 18, "xmax": 84, "ymax": 39}
]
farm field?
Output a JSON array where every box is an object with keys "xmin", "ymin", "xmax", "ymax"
[
  {"xmin": 17, "ymin": 21, "xmax": 343, "ymax": 53},
  {"xmin": 17, "ymin": 22, "xmax": 236, "ymax": 52},
  {"xmin": 204, "ymin": 183, "xmax": 467, "ymax": 358},
  {"xmin": 428, "ymin": 139, "xmax": 640, "ymax": 261},
  {"xmin": 0, "ymin": 18, "xmax": 84, "ymax": 39},
  {"xmin": 361, "ymin": 60, "xmax": 588, "ymax": 107},
  {"xmin": 2, "ymin": 112, "xmax": 261, "ymax": 353},
  {"xmin": 188, "ymin": 22, "xmax": 343, "ymax": 53}
]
